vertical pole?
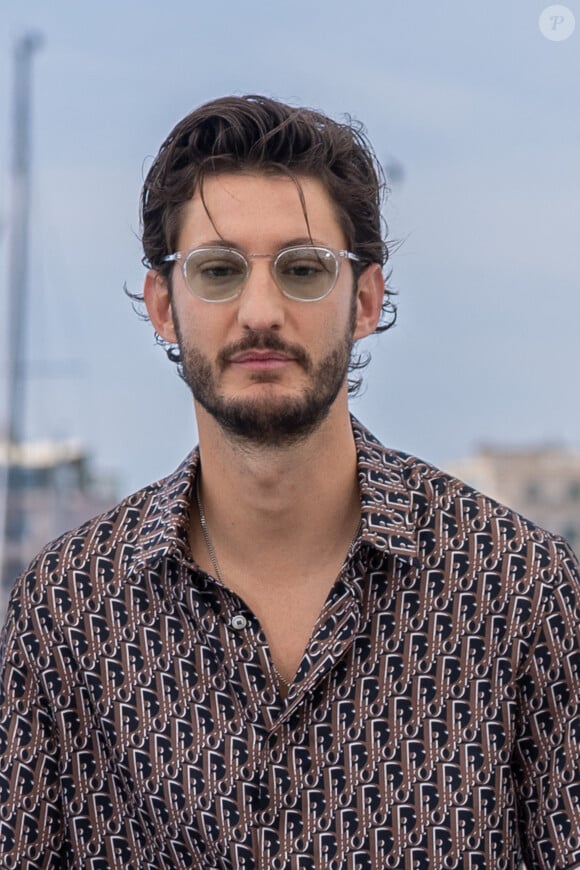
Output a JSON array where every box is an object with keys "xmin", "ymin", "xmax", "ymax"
[
  {"xmin": 0, "ymin": 33, "xmax": 43, "ymax": 603},
  {"xmin": 7, "ymin": 32, "xmax": 43, "ymax": 445}
]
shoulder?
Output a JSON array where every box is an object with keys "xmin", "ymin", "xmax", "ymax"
[
  {"xmin": 4, "ymin": 451, "xmax": 198, "ymax": 626},
  {"xmin": 354, "ymin": 418, "xmax": 578, "ymax": 580},
  {"xmin": 355, "ymin": 422, "xmax": 580, "ymax": 682}
]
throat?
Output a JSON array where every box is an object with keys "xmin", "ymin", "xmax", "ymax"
[
  {"xmin": 192, "ymin": 472, "xmax": 360, "ymax": 688},
  {"xmin": 190, "ymin": 427, "xmax": 361, "ymax": 687}
]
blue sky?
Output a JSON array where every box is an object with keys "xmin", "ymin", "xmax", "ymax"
[{"xmin": 0, "ymin": 0, "xmax": 578, "ymax": 496}]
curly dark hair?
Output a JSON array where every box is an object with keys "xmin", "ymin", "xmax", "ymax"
[{"xmin": 132, "ymin": 94, "xmax": 396, "ymax": 394}]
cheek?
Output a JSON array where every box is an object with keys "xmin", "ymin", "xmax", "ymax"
[
  {"xmin": 333, "ymin": 291, "xmax": 358, "ymax": 336},
  {"xmin": 174, "ymin": 305, "xmax": 231, "ymax": 353}
]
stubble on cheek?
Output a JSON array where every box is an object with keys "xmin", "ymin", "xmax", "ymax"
[{"xmin": 169, "ymin": 291, "xmax": 358, "ymax": 445}]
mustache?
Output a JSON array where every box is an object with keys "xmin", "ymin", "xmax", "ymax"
[{"xmin": 219, "ymin": 332, "xmax": 312, "ymax": 371}]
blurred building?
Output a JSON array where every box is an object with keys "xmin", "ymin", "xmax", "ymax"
[
  {"xmin": 0, "ymin": 439, "xmax": 116, "ymax": 621},
  {"xmin": 446, "ymin": 443, "xmax": 580, "ymax": 553}
]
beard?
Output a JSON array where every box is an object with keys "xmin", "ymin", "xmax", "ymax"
[{"xmin": 172, "ymin": 305, "xmax": 356, "ymax": 448}]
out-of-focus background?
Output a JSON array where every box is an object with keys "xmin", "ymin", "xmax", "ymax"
[{"xmin": 1, "ymin": 0, "xmax": 579, "ymax": 616}]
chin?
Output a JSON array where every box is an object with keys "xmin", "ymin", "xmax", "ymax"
[{"xmin": 200, "ymin": 392, "xmax": 339, "ymax": 447}]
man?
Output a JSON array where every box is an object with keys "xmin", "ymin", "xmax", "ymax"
[{"xmin": 1, "ymin": 95, "xmax": 579, "ymax": 869}]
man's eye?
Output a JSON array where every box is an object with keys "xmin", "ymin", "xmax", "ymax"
[
  {"xmin": 281, "ymin": 254, "xmax": 331, "ymax": 279},
  {"xmin": 199, "ymin": 261, "xmax": 243, "ymax": 280},
  {"xmin": 284, "ymin": 262, "xmax": 323, "ymax": 278}
]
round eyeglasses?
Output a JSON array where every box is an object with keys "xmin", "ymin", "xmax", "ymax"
[{"xmin": 163, "ymin": 245, "xmax": 361, "ymax": 303}]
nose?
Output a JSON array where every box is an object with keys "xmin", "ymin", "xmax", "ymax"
[{"xmin": 236, "ymin": 258, "xmax": 285, "ymax": 331}]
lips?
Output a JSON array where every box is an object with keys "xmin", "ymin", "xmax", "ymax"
[
  {"xmin": 229, "ymin": 349, "xmax": 294, "ymax": 363},
  {"xmin": 219, "ymin": 333, "xmax": 311, "ymax": 372}
]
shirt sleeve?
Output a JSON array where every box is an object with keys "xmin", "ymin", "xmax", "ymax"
[
  {"xmin": 514, "ymin": 540, "xmax": 580, "ymax": 870},
  {"xmin": 0, "ymin": 606, "xmax": 65, "ymax": 868}
]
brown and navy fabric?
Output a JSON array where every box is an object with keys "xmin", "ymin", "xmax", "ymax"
[{"xmin": 1, "ymin": 419, "xmax": 579, "ymax": 869}]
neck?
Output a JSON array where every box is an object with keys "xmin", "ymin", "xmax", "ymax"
[{"xmin": 190, "ymin": 397, "xmax": 360, "ymax": 581}]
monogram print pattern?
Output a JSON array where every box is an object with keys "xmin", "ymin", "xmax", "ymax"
[{"xmin": 1, "ymin": 419, "xmax": 579, "ymax": 869}]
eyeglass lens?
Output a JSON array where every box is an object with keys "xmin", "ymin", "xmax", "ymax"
[{"xmin": 183, "ymin": 246, "xmax": 338, "ymax": 301}]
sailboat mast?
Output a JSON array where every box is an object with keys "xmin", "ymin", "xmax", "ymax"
[
  {"xmin": 0, "ymin": 32, "xmax": 43, "ymax": 599},
  {"xmin": 6, "ymin": 32, "xmax": 43, "ymax": 446}
]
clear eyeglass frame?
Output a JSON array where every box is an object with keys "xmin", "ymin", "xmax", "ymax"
[{"xmin": 162, "ymin": 244, "xmax": 361, "ymax": 303}]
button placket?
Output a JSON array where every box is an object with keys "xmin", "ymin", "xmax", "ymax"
[{"xmin": 226, "ymin": 608, "xmax": 266, "ymax": 688}]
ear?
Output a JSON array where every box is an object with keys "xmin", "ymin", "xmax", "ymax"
[
  {"xmin": 143, "ymin": 269, "xmax": 178, "ymax": 343},
  {"xmin": 353, "ymin": 263, "xmax": 385, "ymax": 340}
]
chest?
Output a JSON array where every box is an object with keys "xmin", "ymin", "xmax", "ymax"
[
  {"xmin": 57, "ymin": 591, "xmax": 520, "ymax": 868},
  {"xmin": 52, "ymin": 549, "xmax": 537, "ymax": 867}
]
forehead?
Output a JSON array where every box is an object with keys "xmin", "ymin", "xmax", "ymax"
[{"xmin": 177, "ymin": 172, "xmax": 347, "ymax": 250}]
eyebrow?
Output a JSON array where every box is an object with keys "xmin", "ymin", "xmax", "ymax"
[{"xmin": 187, "ymin": 237, "xmax": 327, "ymax": 251}]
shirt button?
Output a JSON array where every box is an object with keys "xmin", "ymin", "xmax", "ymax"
[{"xmin": 230, "ymin": 614, "xmax": 248, "ymax": 631}]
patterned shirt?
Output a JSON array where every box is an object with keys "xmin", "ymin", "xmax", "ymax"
[{"xmin": 1, "ymin": 419, "xmax": 579, "ymax": 869}]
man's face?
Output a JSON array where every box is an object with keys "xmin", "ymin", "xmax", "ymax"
[{"xmin": 160, "ymin": 172, "xmax": 369, "ymax": 446}]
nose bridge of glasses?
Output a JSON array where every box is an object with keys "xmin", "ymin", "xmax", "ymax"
[
  {"xmin": 235, "ymin": 254, "xmax": 287, "ymax": 329},
  {"xmin": 244, "ymin": 251, "xmax": 285, "ymax": 292}
]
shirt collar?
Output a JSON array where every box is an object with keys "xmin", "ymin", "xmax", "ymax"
[
  {"xmin": 352, "ymin": 417, "xmax": 421, "ymax": 567},
  {"xmin": 131, "ymin": 417, "xmax": 422, "ymax": 574},
  {"xmin": 130, "ymin": 450, "xmax": 200, "ymax": 573}
]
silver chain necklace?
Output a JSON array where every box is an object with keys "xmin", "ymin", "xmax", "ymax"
[{"xmin": 195, "ymin": 472, "xmax": 291, "ymax": 687}]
